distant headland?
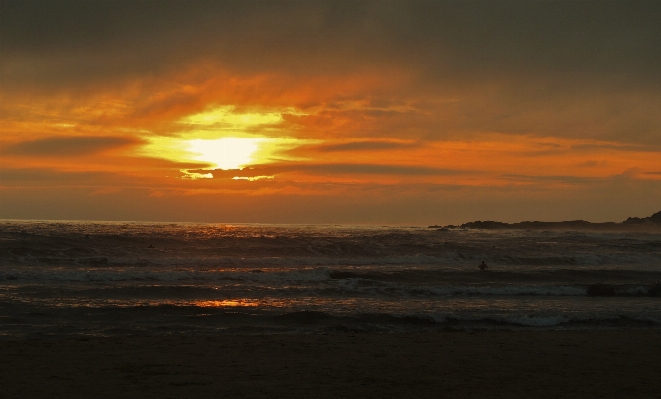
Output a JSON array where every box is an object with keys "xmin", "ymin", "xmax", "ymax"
[{"xmin": 430, "ymin": 211, "xmax": 661, "ymax": 232}]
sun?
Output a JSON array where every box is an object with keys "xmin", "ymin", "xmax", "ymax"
[
  {"xmin": 187, "ymin": 137, "xmax": 263, "ymax": 170},
  {"xmin": 137, "ymin": 106, "xmax": 311, "ymax": 178}
]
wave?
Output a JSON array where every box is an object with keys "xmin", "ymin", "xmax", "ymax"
[
  {"xmin": 270, "ymin": 311, "xmax": 661, "ymax": 330},
  {"xmin": 335, "ymin": 280, "xmax": 661, "ymax": 297},
  {"xmin": 585, "ymin": 283, "xmax": 661, "ymax": 297},
  {"xmin": 0, "ymin": 254, "xmax": 457, "ymax": 268},
  {"xmin": 3, "ymin": 251, "xmax": 659, "ymax": 269},
  {"xmin": 3, "ymin": 267, "xmax": 660, "ymax": 298},
  {"xmin": 2, "ymin": 221, "xmax": 660, "ymax": 268},
  {"xmin": 0, "ymin": 266, "xmax": 334, "ymax": 283},
  {"xmin": 5, "ymin": 252, "xmax": 661, "ymax": 266}
]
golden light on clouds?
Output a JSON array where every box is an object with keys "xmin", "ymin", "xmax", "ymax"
[
  {"xmin": 137, "ymin": 105, "xmax": 311, "ymax": 178},
  {"xmin": 182, "ymin": 105, "xmax": 285, "ymax": 127},
  {"xmin": 176, "ymin": 106, "xmax": 309, "ymax": 170}
]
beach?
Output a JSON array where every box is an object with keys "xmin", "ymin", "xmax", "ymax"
[
  {"xmin": 2, "ymin": 222, "xmax": 660, "ymax": 397},
  {"xmin": 1, "ymin": 330, "xmax": 660, "ymax": 398}
]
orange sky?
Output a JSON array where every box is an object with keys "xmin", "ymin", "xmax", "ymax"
[{"xmin": 1, "ymin": 1, "xmax": 660, "ymax": 224}]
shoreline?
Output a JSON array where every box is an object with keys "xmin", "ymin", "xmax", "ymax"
[{"xmin": 1, "ymin": 330, "xmax": 659, "ymax": 398}]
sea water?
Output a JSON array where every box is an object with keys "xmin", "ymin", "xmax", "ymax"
[{"xmin": 1, "ymin": 221, "xmax": 659, "ymax": 337}]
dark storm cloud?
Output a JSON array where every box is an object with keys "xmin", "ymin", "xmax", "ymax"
[
  {"xmin": 2, "ymin": 1, "xmax": 660, "ymax": 86},
  {"xmin": 2, "ymin": 136, "xmax": 143, "ymax": 157}
]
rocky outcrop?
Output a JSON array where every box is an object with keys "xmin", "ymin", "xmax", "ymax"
[
  {"xmin": 430, "ymin": 211, "xmax": 661, "ymax": 231},
  {"xmin": 459, "ymin": 221, "xmax": 510, "ymax": 229},
  {"xmin": 623, "ymin": 210, "xmax": 661, "ymax": 225}
]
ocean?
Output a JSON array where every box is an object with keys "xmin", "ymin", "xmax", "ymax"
[{"xmin": 1, "ymin": 221, "xmax": 659, "ymax": 338}]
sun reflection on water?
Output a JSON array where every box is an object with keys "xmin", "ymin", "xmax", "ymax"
[{"xmin": 196, "ymin": 299, "xmax": 260, "ymax": 307}]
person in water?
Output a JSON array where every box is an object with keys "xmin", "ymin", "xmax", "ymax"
[{"xmin": 478, "ymin": 261, "xmax": 488, "ymax": 270}]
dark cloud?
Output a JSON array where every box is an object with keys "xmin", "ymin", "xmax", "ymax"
[
  {"xmin": 576, "ymin": 160, "xmax": 609, "ymax": 168},
  {"xmin": 2, "ymin": 136, "xmax": 144, "ymax": 157},
  {"xmin": 0, "ymin": 167, "xmax": 119, "ymax": 184},
  {"xmin": 310, "ymin": 140, "xmax": 419, "ymax": 152},
  {"xmin": 2, "ymin": 1, "xmax": 660, "ymax": 86},
  {"xmin": 300, "ymin": 163, "xmax": 469, "ymax": 176},
  {"xmin": 499, "ymin": 174, "xmax": 603, "ymax": 185},
  {"xmin": 571, "ymin": 142, "xmax": 661, "ymax": 152},
  {"xmin": 199, "ymin": 162, "xmax": 474, "ymax": 179},
  {"xmin": 2, "ymin": 1, "xmax": 660, "ymax": 146}
]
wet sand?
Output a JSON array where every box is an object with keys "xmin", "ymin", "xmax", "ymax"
[{"xmin": 1, "ymin": 330, "xmax": 660, "ymax": 398}]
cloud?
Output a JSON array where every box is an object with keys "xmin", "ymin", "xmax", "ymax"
[
  {"xmin": 298, "ymin": 163, "xmax": 470, "ymax": 177},
  {"xmin": 499, "ymin": 174, "xmax": 603, "ymax": 185},
  {"xmin": 90, "ymin": 187, "xmax": 122, "ymax": 196},
  {"xmin": 576, "ymin": 160, "xmax": 609, "ymax": 168},
  {"xmin": 2, "ymin": 1, "xmax": 661, "ymax": 223},
  {"xmin": 570, "ymin": 142, "xmax": 661, "ymax": 152},
  {"xmin": 309, "ymin": 140, "xmax": 419, "ymax": 152},
  {"xmin": 0, "ymin": 167, "xmax": 119, "ymax": 184},
  {"xmin": 4, "ymin": 1, "xmax": 659, "ymax": 82},
  {"xmin": 199, "ymin": 163, "xmax": 474, "ymax": 180},
  {"xmin": 3, "ymin": 1, "xmax": 661, "ymax": 146},
  {"xmin": 2, "ymin": 136, "xmax": 144, "ymax": 157}
]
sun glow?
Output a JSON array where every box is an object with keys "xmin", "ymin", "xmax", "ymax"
[
  {"xmin": 187, "ymin": 137, "xmax": 263, "ymax": 170},
  {"xmin": 136, "ymin": 105, "xmax": 312, "ymax": 179}
]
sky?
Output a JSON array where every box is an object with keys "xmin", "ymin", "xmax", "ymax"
[{"xmin": 1, "ymin": 0, "xmax": 660, "ymax": 224}]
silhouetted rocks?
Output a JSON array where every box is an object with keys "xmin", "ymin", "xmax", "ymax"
[
  {"xmin": 623, "ymin": 210, "xmax": 661, "ymax": 225},
  {"xmin": 430, "ymin": 211, "xmax": 661, "ymax": 231},
  {"xmin": 652, "ymin": 211, "xmax": 661, "ymax": 223},
  {"xmin": 460, "ymin": 221, "xmax": 510, "ymax": 229}
]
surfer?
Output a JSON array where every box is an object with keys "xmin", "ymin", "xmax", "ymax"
[{"xmin": 478, "ymin": 261, "xmax": 488, "ymax": 271}]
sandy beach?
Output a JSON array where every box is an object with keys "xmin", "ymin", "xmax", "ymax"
[{"xmin": 1, "ymin": 330, "xmax": 659, "ymax": 398}]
